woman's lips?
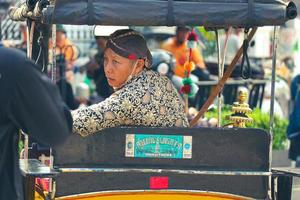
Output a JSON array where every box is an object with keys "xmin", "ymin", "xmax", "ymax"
[{"xmin": 107, "ymin": 77, "xmax": 114, "ymax": 82}]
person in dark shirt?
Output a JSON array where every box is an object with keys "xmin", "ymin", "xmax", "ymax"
[{"xmin": 0, "ymin": 47, "xmax": 73, "ymax": 200}]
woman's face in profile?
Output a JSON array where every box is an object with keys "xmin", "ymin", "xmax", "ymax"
[{"xmin": 103, "ymin": 48, "xmax": 134, "ymax": 88}]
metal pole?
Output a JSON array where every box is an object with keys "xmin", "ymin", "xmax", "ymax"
[
  {"xmin": 29, "ymin": 23, "xmax": 34, "ymax": 58},
  {"xmin": 51, "ymin": 24, "xmax": 56, "ymax": 83},
  {"xmin": 221, "ymin": 28, "xmax": 231, "ymax": 79},
  {"xmin": 270, "ymin": 27, "xmax": 278, "ymax": 137},
  {"xmin": 269, "ymin": 25, "xmax": 279, "ymax": 199},
  {"xmin": 216, "ymin": 28, "xmax": 230, "ymax": 127},
  {"xmin": 47, "ymin": 23, "xmax": 57, "ymax": 196},
  {"xmin": 48, "ymin": 1, "xmax": 57, "ymax": 196},
  {"xmin": 215, "ymin": 30, "xmax": 222, "ymax": 127},
  {"xmin": 59, "ymin": 167, "xmax": 272, "ymax": 176},
  {"xmin": 26, "ymin": 21, "xmax": 30, "ymax": 58},
  {"xmin": 23, "ymin": 20, "xmax": 34, "ymax": 161}
]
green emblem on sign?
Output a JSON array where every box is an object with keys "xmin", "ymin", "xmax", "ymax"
[{"xmin": 125, "ymin": 134, "xmax": 192, "ymax": 159}]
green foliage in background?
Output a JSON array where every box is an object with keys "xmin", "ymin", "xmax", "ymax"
[
  {"xmin": 18, "ymin": 130, "xmax": 24, "ymax": 155},
  {"xmin": 19, "ymin": 139, "xmax": 24, "ymax": 154},
  {"xmin": 205, "ymin": 105, "xmax": 288, "ymax": 150},
  {"xmin": 195, "ymin": 26, "xmax": 216, "ymax": 58},
  {"xmin": 251, "ymin": 108, "xmax": 288, "ymax": 150}
]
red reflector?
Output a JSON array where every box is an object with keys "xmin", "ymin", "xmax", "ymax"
[{"xmin": 150, "ymin": 176, "xmax": 169, "ymax": 189}]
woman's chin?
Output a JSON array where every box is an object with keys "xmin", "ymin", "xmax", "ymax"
[
  {"xmin": 107, "ymin": 78, "xmax": 125, "ymax": 88},
  {"xmin": 108, "ymin": 80, "xmax": 118, "ymax": 88}
]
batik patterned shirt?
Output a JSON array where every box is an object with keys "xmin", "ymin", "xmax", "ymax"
[{"xmin": 72, "ymin": 69, "xmax": 189, "ymax": 136}]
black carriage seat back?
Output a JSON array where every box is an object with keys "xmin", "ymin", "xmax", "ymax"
[
  {"xmin": 53, "ymin": 127, "xmax": 270, "ymax": 170},
  {"xmin": 53, "ymin": 127, "xmax": 271, "ymax": 199}
]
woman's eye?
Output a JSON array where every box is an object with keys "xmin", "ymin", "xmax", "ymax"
[{"xmin": 113, "ymin": 60, "xmax": 120, "ymax": 64}]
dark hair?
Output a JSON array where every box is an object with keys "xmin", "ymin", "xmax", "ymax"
[
  {"xmin": 94, "ymin": 36, "xmax": 108, "ymax": 40},
  {"xmin": 176, "ymin": 26, "xmax": 190, "ymax": 33}
]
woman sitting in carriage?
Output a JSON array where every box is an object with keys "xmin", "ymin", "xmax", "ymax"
[{"xmin": 72, "ymin": 29, "xmax": 189, "ymax": 136}]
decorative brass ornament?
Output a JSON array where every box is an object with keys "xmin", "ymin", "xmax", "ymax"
[{"xmin": 226, "ymin": 89, "xmax": 253, "ymax": 128}]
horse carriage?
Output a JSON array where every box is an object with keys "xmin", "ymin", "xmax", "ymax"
[{"xmin": 7, "ymin": 0, "xmax": 300, "ymax": 199}]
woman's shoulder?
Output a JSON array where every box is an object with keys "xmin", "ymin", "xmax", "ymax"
[
  {"xmin": 144, "ymin": 70, "xmax": 170, "ymax": 82},
  {"xmin": 144, "ymin": 70, "xmax": 179, "ymax": 94},
  {"xmin": 122, "ymin": 69, "xmax": 175, "ymax": 96}
]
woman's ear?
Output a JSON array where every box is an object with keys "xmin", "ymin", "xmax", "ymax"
[{"xmin": 136, "ymin": 59, "xmax": 145, "ymax": 71}]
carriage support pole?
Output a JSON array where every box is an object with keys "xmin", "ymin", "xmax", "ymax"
[{"xmin": 269, "ymin": 26, "xmax": 279, "ymax": 199}]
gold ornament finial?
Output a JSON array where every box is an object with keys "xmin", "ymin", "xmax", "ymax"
[
  {"xmin": 226, "ymin": 89, "xmax": 253, "ymax": 128},
  {"xmin": 238, "ymin": 90, "xmax": 247, "ymax": 104}
]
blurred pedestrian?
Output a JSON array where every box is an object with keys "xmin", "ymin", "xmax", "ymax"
[
  {"xmin": 287, "ymin": 75, "xmax": 300, "ymax": 166},
  {"xmin": 161, "ymin": 26, "xmax": 209, "ymax": 82}
]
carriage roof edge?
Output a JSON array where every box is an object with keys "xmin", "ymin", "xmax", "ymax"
[{"xmin": 39, "ymin": 0, "xmax": 297, "ymax": 28}]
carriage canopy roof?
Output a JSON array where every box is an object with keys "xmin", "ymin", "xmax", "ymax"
[{"xmin": 43, "ymin": 0, "xmax": 297, "ymax": 27}]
